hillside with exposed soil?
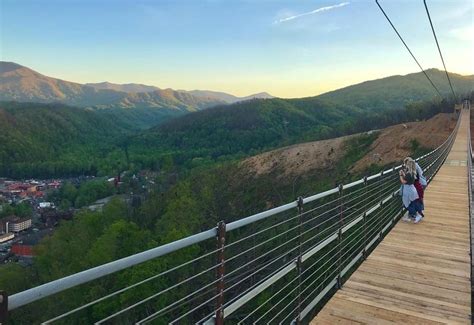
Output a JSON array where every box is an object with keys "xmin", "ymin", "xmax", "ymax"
[
  {"xmin": 242, "ymin": 113, "xmax": 456, "ymax": 178},
  {"xmin": 352, "ymin": 113, "xmax": 456, "ymax": 171}
]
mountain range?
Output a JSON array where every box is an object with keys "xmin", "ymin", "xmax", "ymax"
[
  {"xmin": 1, "ymin": 64, "xmax": 472, "ymax": 178},
  {"xmin": 2, "ymin": 61, "xmax": 472, "ymax": 115},
  {"xmin": 125, "ymin": 68, "xmax": 472, "ymax": 174},
  {"xmin": 85, "ymin": 81, "xmax": 273, "ymax": 103},
  {"xmin": 316, "ymin": 69, "xmax": 473, "ymax": 110},
  {"xmin": 0, "ymin": 62, "xmax": 274, "ymax": 111}
]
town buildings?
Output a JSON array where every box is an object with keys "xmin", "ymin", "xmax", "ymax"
[
  {"xmin": 0, "ymin": 216, "xmax": 32, "ymax": 233},
  {"xmin": 0, "ymin": 233, "xmax": 14, "ymax": 243},
  {"xmin": 0, "ymin": 179, "xmax": 62, "ymax": 203}
]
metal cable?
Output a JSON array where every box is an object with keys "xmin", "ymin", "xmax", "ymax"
[
  {"xmin": 94, "ymin": 262, "xmax": 221, "ymax": 324},
  {"xmin": 43, "ymin": 246, "xmax": 222, "ymax": 323},
  {"xmin": 365, "ymin": 203, "xmax": 399, "ymax": 238},
  {"xmin": 225, "ymin": 230, "xmax": 299, "ymax": 277},
  {"xmin": 143, "ymin": 284, "xmax": 217, "ymax": 323},
  {"xmin": 224, "ymin": 244, "xmax": 299, "ymax": 295},
  {"xmin": 138, "ymin": 291, "xmax": 220, "ymax": 324},
  {"xmin": 342, "ymin": 176, "xmax": 399, "ymax": 222},
  {"xmin": 226, "ymin": 219, "xmax": 300, "ymax": 264},
  {"xmin": 238, "ymin": 242, "xmax": 342, "ymax": 323},
  {"xmin": 226, "ymin": 196, "xmax": 352, "ymax": 272},
  {"xmin": 375, "ymin": 0, "xmax": 443, "ymax": 98},
  {"xmin": 225, "ymin": 211, "xmax": 300, "ymax": 250},
  {"xmin": 263, "ymin": 222, "xmax": 381, "ymax": 324},
  {"xmin": 251, "ymin": 243, "xmax": 340, "ymax": 323},
  {"xmin": 272, "ymin": 263, "xmax": 342, "ymax": 323},
  {"xmin": 423, "ymin": 0, "xmax": 457, "ymax": 100}
]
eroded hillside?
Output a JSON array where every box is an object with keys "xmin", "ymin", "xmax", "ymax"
[
  {"xmin": 352, "ymin": 113, "xmax": 455, "ymax": 171},
  {"xmin": 242, "ymin": 113, "xmax": 456, "ymax": 178}
]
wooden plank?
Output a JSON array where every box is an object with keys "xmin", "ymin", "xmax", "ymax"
[
  {"xmin": 313, "ymin": 296, "xmax": 443, "ymax": 325},
  {"xmin": 339, "ymin": 288, "xmax": 470, "ymax": 323},
  {"xmin": 311, "ymin": 109, "xmax": 471, "ymax": 324},
  {"xmin": 375, "ymin": 244, "xmax": 470, "ymax": 261},
  {"xmin": 377, "ymin": 242, "xmax": 470, "ymax": 263},
  {"xmin": 349, "ymin": 272, "xmax": 470, "ymax": 306},
  {"xmin": 356, "ymin": 262, "xmax": 470, "ymax": 292}
]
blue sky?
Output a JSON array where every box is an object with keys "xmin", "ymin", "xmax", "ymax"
[{"xmin": 1, "ymin": 0, "xmax": 472, "ymax": 97}]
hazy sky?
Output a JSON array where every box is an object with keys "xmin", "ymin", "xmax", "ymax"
[{"xmin": 1, "ymin": 0, "xmax": 472, "ymax": 98}]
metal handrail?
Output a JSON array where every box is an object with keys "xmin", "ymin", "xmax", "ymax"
[
  {"xmin": 4, "ymin": 111, "xmax": 462, "ymax": 324},
  {"xmin": 466, "ymin": 104, "xmax": 473, "ymax": 318}
]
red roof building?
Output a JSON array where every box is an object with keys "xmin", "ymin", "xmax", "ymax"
[
  {"xmin": 47, "ymin": 181, "xmax": 61, "ymax": 189},
  {"xmin": 11, "ymin": 244, "xmax": 34, "ymax": 257}
]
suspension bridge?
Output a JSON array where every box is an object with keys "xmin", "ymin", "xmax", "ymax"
[
  {"xmin": 312, "ymin": 106, "xmax": 472, "ymax": 324},
  {"xmin": 0, "ymin": 105, "xmax": 471, "ymax": 324}
]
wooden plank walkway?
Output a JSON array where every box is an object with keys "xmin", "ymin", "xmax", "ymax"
[{"xmin": 312, "ymin": 110, "xmax": 471, "ymax": 324}]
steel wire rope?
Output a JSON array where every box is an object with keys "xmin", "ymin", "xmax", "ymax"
[
  {"xmin": 236, "ymin": 241, "xmax": 343, "ymax": 323},
  {"xmin": 94, "ymin": 262, "xmax": 222, "ymax": 324},
  {"xmin": 375, "ymin": 0, "xmax": 443, "ymax": 98},
  {"xmin": 43, "ymin": 245, "xmax": 223, "ymax": 323},
  {"xmin": 423, "ymin": 0, "xmax": 457, "ymax": 100}
]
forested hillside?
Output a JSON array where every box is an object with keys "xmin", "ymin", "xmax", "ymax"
[
  {"xmin": 316, "ymin": 69, "xmax": 473, "ymax": 110},
  {"xmin": 0, "ymin": 98, "xmax": 458, "ymax": 178},
  {"xmin": 1, "ymin": 69, "xmax": 472, "ymax": 178},
  {"xmin": 125, "ymin": 69, "xmax": 472, "ymax": 171},
  {"xmin": 0, "ymin": 131, "xmax": 381, "ymax": 323},
  {"xmin": 127, "ymin": 96, "xmax": 456, "ymax": 171},
  {"xmin": 1, "ymin": 112, "xmax": 453, "ymax": 323},
  {"xmin": 0, "ymin": 102, "xmax": 185, "ymax": 177},
  {"xmin": 0, "ymin": 77, "xmax": 468, "ymax": 323}
]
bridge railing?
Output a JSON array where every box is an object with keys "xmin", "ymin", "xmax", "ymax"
[
  {"xmin": 1, "ymin": 113, "xmax": 461, "ymax": 324},
  {"xmin": 467, "ymin": 106, "xmax": 473, "ymax": 317}
]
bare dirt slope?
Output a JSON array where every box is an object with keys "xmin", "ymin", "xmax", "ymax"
[
  {"xmin": 242, "ymin": 135, "xmax": 355, "ymax": 178},
  {"xmin": 242, "ymin": 113, "xmax": 456, "ymax": 178},
  {"xmin": 351, "ymin": 113, "xmax": 456, "ymax": 172}
]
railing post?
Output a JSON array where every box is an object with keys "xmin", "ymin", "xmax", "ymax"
[
  {"xmin": 296, "ymin": 196, "xmax": 304, "ymax": 325},
  {"xmin": 362, "ymin": 176, "xmax": 368, "ymax": 260},
  {"xmin": 337, "ymin": 184, "xmax": 344, "ymax": 289},
  {"xmin": 377, "ymin": 171, "xmax": 386, "ymax": 239},
  {"xmin": 379, "ymin": 170, "xmax": 384, "ymax": 206},
  {"xmin": 0, "ymin": 291, "xmax": 7, "ymax": 324},
  {"xmin": 215, "ymin": 221, "xmax": 226, "ymax": 325}
]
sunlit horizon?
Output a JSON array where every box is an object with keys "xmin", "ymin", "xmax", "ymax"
[{"xmin": 2, "ymin": 0, "xmax": 473, "ymax": 98}]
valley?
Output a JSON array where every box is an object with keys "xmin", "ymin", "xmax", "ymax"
[
  {"xmin": 2, "ymin": 1, "xmax": 473, "ymax": 323},
  {"xmin": 0, "ymin": 62, "xmax": 472, "ymax": 324}
]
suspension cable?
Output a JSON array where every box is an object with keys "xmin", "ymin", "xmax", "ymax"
[
  {"xmin": 375, "ymin": 0, "xmax": 443, "ymax": 98},
  {"xmin": 423, "ymin": 0, "xmax": 457, "ymax": 101}
]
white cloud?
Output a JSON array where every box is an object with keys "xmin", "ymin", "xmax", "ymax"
[{"xmin": 274, "ymin": 2, "xmax": 350, "ymax": 24}]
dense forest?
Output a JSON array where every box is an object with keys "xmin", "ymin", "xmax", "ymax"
[
  {"xmin": 0, "ymin": 92, "xmax": 471, "ymax": 322},
  {"xmin": 1, "ymin": 68, "xmax": 472, "ymax": 178},
  {"xmin": 0, "ymin": 118, "xmax": 444, "ymax": 322},
  {"xmin": 316, "ymin": 68, "xmax": 473, "ymax": 110},
  {"xmin": 129, "ymin": 96, "xmax": 454, "ymax": 172},
  {"xmin": 0, "ymin": 129, "xmax": 387, "ymax": 323},
  {"xmin": 0, "ymin": 96, "xmax": 457, "ymax": 179},
  {"xmin": 0, "ymin": 102, "xmax": 184, "ymax": 178}
]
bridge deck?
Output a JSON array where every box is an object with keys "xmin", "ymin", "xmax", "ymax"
[{"xmin": 312, "ymin": 110, "xmax": 471, "ymax": 324}]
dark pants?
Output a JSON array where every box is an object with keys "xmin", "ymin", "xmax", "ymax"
[{"xmin": 407, "ymin": 199, "xmax": 423, "ymax": 217}]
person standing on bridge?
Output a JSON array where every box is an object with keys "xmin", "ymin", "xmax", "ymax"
[
  {"xmin": 403, "ymin": 157, "xmax": 426, "ymax": 217},
  {"xmin": 399, "ymin": 169, "xmax": 423, "ymax": 223}
]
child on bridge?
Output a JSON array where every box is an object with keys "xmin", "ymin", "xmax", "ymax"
[
  {"xmin": 399, "ymin": 169, "xmax": 424, "ymax": 223},
  {"xmin": 404, "ymin": 157, "xmax": 427, "ymax": 197}
]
